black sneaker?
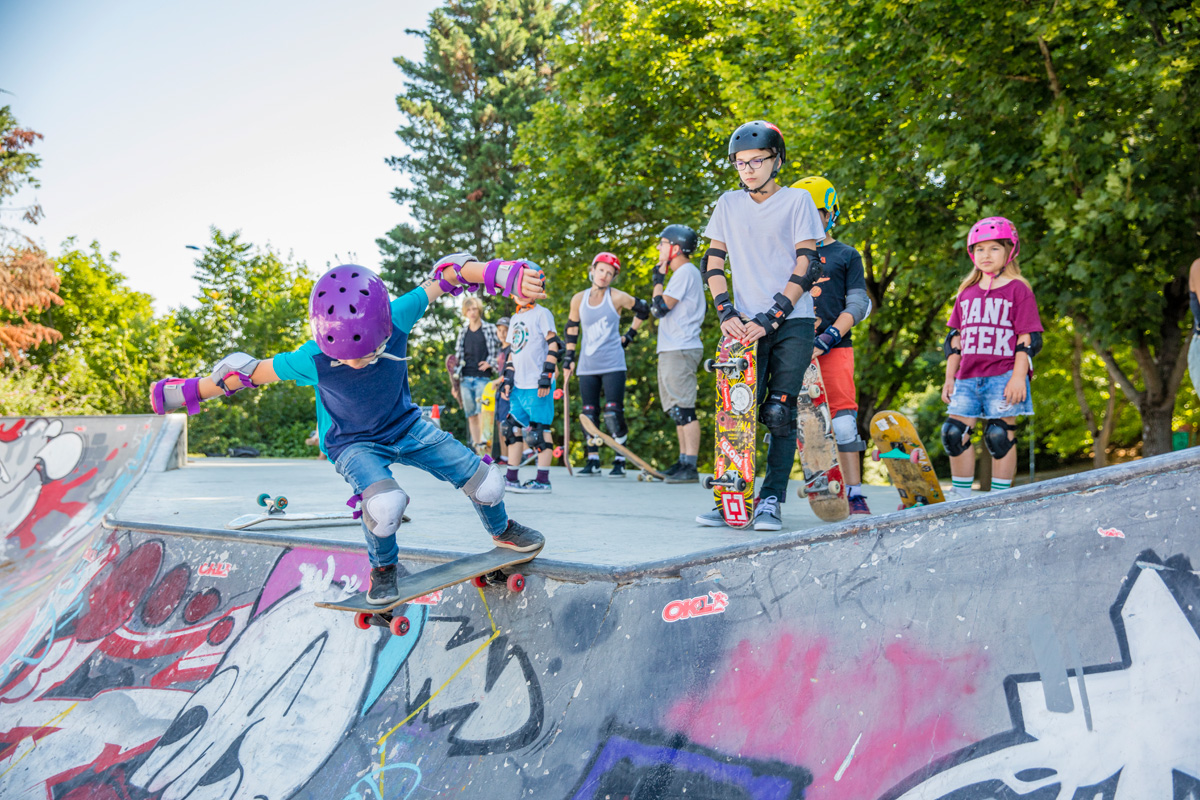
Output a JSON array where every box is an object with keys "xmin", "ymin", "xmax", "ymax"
[
  {"xmin": 493, "ymin": 520, "xmax": 545, "ymax": 552},
  {"xmin": 578, "ymin": 459, "xmax": 602, "ymax": 476},
  {"xmin": 665, "ymin": 464, "xmax": 699, "ymax": 484},
  {"xmin": 608, "ymin": 460, "xmax": 626, "ymax": 478},
  {"xmin": 662, "ymin": 459, "xmax": 684, "ymax": 476},
  {"xmin": 366, "ymin": 565, "xmax": 399, "ymax": 606}
]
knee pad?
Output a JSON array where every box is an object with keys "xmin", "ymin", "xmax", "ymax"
[
  {"xmin": 524, "ymin": 422, "xmax": 553, "ymax": 451},
  {"xmin": 603, "ymin": 402, "xmax": 627, "ymax": 443},
  {"xmin": 759, "ymin": 392, "xmax": 794, "ymax": 438},
  {"xmin": 361, "ymin": 479, "xmax": 409, "ymax": 538},
  {"xmin": 463, "ymin": 459, "xmax": 504, "ymax": 506},
  {"xmin": 832, "ymin": 410, "xmax": 866, "ymax": 453},
  {"xmin": 582, "ymin": 404, "xmax": 600, "ymax": 425},
  {"xmin": 941, "ymin": 418, "xmax": 972, "ymax": 457},
  {"xmin": 984, "ymin": 419, "xmax": 1017, "ymax": 459},
  {"xmin": 501, "ymin": 415, "xmax": 522, "ymax": 446}
]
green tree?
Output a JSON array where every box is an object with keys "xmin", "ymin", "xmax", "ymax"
[
  {"xmin": 175, "ymin": 227, "xmax": 318, "ymax": 457},
  {"xmin": 379, "ymin": 0, "xmax": 564, "ymax": 335}
]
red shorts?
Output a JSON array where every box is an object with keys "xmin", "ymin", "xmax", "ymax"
[{"xmin": 816, "ymin": 346, "xmax": 857, "ymax": 414}]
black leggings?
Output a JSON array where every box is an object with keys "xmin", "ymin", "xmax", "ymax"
[{"xmin": 578, "ymin": 370, "xmax": 626, "ymax": 458}]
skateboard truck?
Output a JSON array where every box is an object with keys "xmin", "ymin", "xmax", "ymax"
[
  {"xmin": 800, "ymin": 470, "xmax": 841, "ymax": 497},
  {"xmin": 704, "ymin": 470, "xmax": 748, "ymax": 493},
  {"xmin": 872, "ymin": 445, "xmax": 923, "ymax": 464},
  {"xmin": 704, "ymin": 357, "xmax": 749, "ymax": 377},
  {"xmin": 256, "ymin": 493, "xmax": 288, "ymax": 515}
]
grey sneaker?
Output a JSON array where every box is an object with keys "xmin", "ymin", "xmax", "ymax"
[
  {"xmin": 665, "ymin": 464, "xmax": 699, "ymax": 484},
  {"xmin": 695, "ymin": 506, "xmax": 728, "ymax": 527},
  {"xmin": 493, "ymin": 520, "xmax": 545, "ymax": 552},
  {"xmin": 366, "ymin": 565, "xmax": 399, "ymax": 606},
  {"xmin": 753, "ymin": 495, "xmax": 782, "ymax": 531},
  {"xmin": 508, "ymin": 479, "xmax": 551, "ymax": 494}
]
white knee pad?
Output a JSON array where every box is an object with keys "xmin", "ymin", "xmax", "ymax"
[
  {"xmin": 361, "ymin": 479, "xmax": 409, "ymax": 538},
  {"xmin": 831, "ymin": 412, "xmax": 866, "ymax": 452},
  {"xmin": 463, "ymin": 459, "xmax": 505, "ymax": 506}
]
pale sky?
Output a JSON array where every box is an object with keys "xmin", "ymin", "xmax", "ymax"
[{"xmin": 0, "ymin": 0, "xmax": 441, "ymax": 312}]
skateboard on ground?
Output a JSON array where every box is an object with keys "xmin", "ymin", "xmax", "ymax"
[
  {"xmin": 225, "ymin": 493, "xmax": 410, "ymax": 530},
  {"xmin": 315, "ymin": 545, "xmax": 543, "ymax": 636},
  {"xmin": 555, "ymin": 382, "xmax": 574, "ymax": 475},
  {"xmin": 479, "ymin": 378, "xmax": 499, "ymax": 455},
  {"xmin": 578, "ymin": 414, "xmax": 665, "ymax": 481},
  {"xmin": 703, "ymin": 335, "xmax": 757, "ymax": 528},
  {"xmin": 445, "ymin": 354, "xmax": 461, "ymax": 405},
  {"xmin": 796, "ymin": 357, "xmax": 849, "ymax": 522},
  {"xmin": 869, "ymin": 410, "xmax": 946, "ymax": 509}
]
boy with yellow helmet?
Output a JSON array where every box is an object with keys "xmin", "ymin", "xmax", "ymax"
[{"xmin": 793, "ymin": 176, "xmax": 873, "ymax": 515}]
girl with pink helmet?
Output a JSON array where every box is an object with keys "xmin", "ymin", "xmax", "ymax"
[{"xmin": 939, "ymin": 216, "xmax": 1044, "ymax": 498}]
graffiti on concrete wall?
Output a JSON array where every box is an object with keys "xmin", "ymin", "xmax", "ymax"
[{"xmin": 881, "ymin": 550, "xmax": 1200, "ymax": 799}]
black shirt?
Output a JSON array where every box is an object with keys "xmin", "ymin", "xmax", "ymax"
[
  {"xmin": 461, "ymin": 326, "xmax": 490, "ymax": 377},
  {"xmin": 813, "ymin": 240, "xmax": 866, "ymax": 349}
]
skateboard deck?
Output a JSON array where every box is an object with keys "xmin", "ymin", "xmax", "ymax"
[
  {"xmin": 479, "ymin": 378, "xmax": 499, "ymax": 454},
  {"xmin": 316, "ymin": 545, "xmax": 542, "ymax": 636},
  {"xmin": 869, "ymin": 410, "xmax": 946, "ymax": 508},
  {"xmin": 578, "ymin": 414, "xmax": 664, "ymax": 481},
  {"xmin": 796, "ymin": 357, "xmax": 849, "ymax": 522},
  {"xmin": 445, "ymin": 354, "xmax": 461, "ymax": 405},
  {"xmin": 703, "ymin": 335, "xmax": 757, "ymax": 528},
  {"xmin": 226, "ymin": 510, "xmax": 411, "ymax": 530}
]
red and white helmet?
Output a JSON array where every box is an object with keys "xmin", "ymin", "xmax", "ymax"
[
  {"xmin": 968, "ymin": 216, "xmax": 1020, "ymax": 264},
  {"xmin": 590, "ymin": 251, "xmax": 621, "ymax": 276}
]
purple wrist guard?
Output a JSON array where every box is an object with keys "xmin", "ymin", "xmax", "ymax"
[
  {"xmin": 482, "ymin": 259, "xmax": 505, "ymax": 296},
  {"xmin": 215, "ymin": 370, "xmax": 258, "ymax": 396},
  {"xmin": 453, "ymin": 263, "xmax": 480, "ymax": 293},
  {"xmin": 151, "ymin": 377, "xmax": 203, "ymax": 416},
  {"xmin": 432, "ymin": 262, "xmax": 463, "ymax": 296},
  {"xmin": 483, "ymin": 259, "xmax": 529, "ymax": 299}
]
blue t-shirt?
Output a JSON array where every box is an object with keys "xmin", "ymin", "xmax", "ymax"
[{"xmin": 273, "ymin": 288, "xmax": 428, "ymax": 462}]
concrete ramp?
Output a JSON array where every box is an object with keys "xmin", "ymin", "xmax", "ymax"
[{"xmin": 1, "ymin": 414, "xmax": 1197, "ymax": 799}]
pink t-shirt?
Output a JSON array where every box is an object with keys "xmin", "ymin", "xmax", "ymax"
[{"xmin": 947, "ymin": 280, "xmax": 1043, "ymax": 379}]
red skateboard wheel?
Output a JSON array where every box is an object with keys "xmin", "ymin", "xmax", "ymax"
[
  {"xmin": 471, "ymin": 575, "xmax": 488, "ymax": 588},
  {"xmin": 871, "ymin": 449, "xmax": 881, "ymax": 462},
  {"xmin": 354, "ymin": 612, "xmax": 372, "ymax": 630},
  {"xmin": 910, "ymin": 449, "xmax": 923, "ymax": 464},
  {"xmin": 507, "ymin": 573, "xmax": 525, "ymax": 593},
  {"xmin": 390, "ymin": 616, "xmax": 410, "ymax": 636}
]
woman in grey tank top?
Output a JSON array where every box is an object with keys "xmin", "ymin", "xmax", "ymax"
[{"xmin": 561, "ymin": 252, "xmax": 652, "ymax": 477}]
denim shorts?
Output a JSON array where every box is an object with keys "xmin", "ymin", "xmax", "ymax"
[
  {"xmin": 508, "ymin": 384, "xmax": 555, "ymax": 427},
  {"xmin": 460, "ymin": 375, "xmax": 491, "ymax": 417},
  {"xmin": 947, "ymin": 370, "xmax": 1033, "ymax": 418}
]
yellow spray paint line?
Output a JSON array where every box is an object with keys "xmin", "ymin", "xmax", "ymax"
[
  {"xmin": 377, "ymin": 587, "xmax": 501, "ymax": 797},
  {"xmin": 0, "ymin": 701, "xmax": 78, "ymax": 780}
]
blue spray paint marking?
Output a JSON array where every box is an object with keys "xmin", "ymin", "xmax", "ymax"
[
  {"xmin": 363, "ymin": 604, "xmax": 427, "ymax": 713},
  {"xmin": 341, "ymin": 762, "xmax": 422, "ymax": 800}
]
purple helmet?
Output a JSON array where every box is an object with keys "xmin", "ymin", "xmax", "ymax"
[
  {"xmin": 308, "ymin": 265, "xmax": 393, "ymax": 360},
  {"xmin": 968, "ymin": 217, "xmax": 1020, "ymax": 264}
]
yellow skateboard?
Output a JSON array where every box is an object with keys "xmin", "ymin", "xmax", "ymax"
[
  {"xmin": 703, "ymin": 336, "xmax": 757, "ymax": 528},
  {"xmin": 478, "ymin": 378, "xmax": 499, "ymax": 454},
  {"xmin": 869, "ymin": 410, "xmax": 946, "ymax": 508}
]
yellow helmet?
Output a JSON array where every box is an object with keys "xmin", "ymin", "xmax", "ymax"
[{"xmin": 793, "ymin": 176, "xmax": 840, "ymax": 232}]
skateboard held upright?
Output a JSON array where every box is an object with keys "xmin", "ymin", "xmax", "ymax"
[
  {"xmin": 479, "ymin": 379, "xmax": 499, "ymax": 455},
  {"xmin": 445, "ymin": 354, "xmax": 461, "ymax": 405},
  {"xmin": 556, "ymin": 382, "xmax": 574, "ymax": 476},
  {"xmin": 795, "ymin": 357, "xmax": 849, "ymax": 522},
  {"xmin": 869, "ymin": 410, "xmax": 946, "ymax": 508},
  {"xmin": 704, "ymin": 335, "xmax": 757, "ymax": 528},
  {"xmin": 316, "ymin": 545, "xmax": 543, "ymax": 636}
]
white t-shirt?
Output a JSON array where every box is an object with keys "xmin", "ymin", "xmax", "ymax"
[
  {"xmin": 508, "ymin": 305, "xmax": 557, "ymax": 390},
  {"xmin": 703, "ymin": 186, "xmax": 824, "ymax": 319},
  {"xmin": 657, "ymin": 262, "xmax": 706, "ymax": 353}
]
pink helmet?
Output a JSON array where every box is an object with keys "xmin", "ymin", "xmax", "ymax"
[
  {"xmin": 967, "ymin": 217, "xmax": 1020, "ymax": 264},
  {"xmin": 590, "ymin": 251, "xmax": 621, "ymax": 276}
]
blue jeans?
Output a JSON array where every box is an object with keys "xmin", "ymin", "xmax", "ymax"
[
  {"xmin": 333, "ymin": 418, "xmax": 508, "ymax": 567},
  {"xmin": 460, "ymin": 375, "xmax": 491, "ymax": 417},
  {"xmin": 948, "ymin": 370, "xmax": 1034, "ymax": 418}
]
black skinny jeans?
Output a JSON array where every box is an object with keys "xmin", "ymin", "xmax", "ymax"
[{"xmin": 755, "ymin": 317, "xmax": 815, "ymax": 502}]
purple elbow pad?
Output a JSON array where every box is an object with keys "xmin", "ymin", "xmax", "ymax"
[{"xmin": 151, "ymin": 377, "xmax": 203, "ymax": 415}]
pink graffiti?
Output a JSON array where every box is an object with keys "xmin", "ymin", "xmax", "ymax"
[
  {"xmin": 197, "ymin": 561, "xmax": 232, "ymax": 577},
  {"xmin": 410, "ymin": 590, "xmax": 443, "ymax": 606},
  {"xmin": 662, "ymin": 591, "xmax": 729, "ymax": 623},
  {"xmin": 663, "ymin": 632, "xmax": 987, "ymax": 798},
  {"xmin": 1098, "ymin": 527, "xmax": 1126, "ymax": 538}
]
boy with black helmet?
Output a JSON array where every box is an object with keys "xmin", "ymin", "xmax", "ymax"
[
  {"xmin": 651, "ymin": 223, "xmax": 706, "ymax": 483},
  {"xmin": 696, "ymin": 120, "xmax": 825, "ymax": 531},
  {"xmin": 793, "ymin": 176, "xmax": 873, "ymax": 514}
]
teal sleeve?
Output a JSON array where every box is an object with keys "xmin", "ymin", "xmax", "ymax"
[
  {"xmin": 391, "ymin": 287, "xmax": 430, "ymax": 334},
  {"xmin": 271, "ymin": 340, "xmax": 322, "ymax": 386}
]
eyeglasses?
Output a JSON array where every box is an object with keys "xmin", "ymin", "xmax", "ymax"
[{"xmin": 733, "ymin": 156, "xmax": 773, "ymax": 171}]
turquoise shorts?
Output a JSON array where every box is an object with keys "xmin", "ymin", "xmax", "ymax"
[
  {"xmin": 508, "ymin": 384, "xmax": 555, "ymax": 427},
  {"xmin": 948, "ymin": 370, "xmax": 1033, "ymax": 418}
]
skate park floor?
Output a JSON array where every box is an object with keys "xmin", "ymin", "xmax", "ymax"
[{"xmin": 113, "ymin": 457, "xmax": 906, "ymax": 570}]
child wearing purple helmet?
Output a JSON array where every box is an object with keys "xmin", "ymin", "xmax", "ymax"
[
  {"xmin": 941, "ymin": 217, "xmax": 1044, "ymax": 498},
  {"xmin": 150, "ymin": 256, "xmax": 549, "ymax": 604}
]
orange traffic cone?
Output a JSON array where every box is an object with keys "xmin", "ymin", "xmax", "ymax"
[{"xmin": 430, "ymin": 404, "xmax": 441, "ymax": 429}]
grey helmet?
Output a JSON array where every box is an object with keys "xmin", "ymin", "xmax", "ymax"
[{"xmin": 658, "ymin": 224, "xmax": 698, "ymax": 256}]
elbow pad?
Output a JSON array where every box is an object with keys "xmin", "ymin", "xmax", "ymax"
[
  {"xmin": 943, "ymin": 329, "xmax": 961, "ymax": 359},
  {"xmin": 1015, "ymin": 331, "xmax": 1043, "ymax": 358},
  {"xmin": 844, "ymin": 288, "xmax": 871, "ymax": 325},
  {"xmin": 632, "ymin": 297, "xmax": 651, "ymax": 320},
  {"xmin": 651, "ymin": 295, "xmax": 671, "ymax": 318},
  {"xmin": 702, "ymin": 248, "xmax": 727, "ymax": 282}
]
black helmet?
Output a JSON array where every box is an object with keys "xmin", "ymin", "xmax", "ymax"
[
  {"xmin": 728, "ymin": 120, "xmax": 785, "ymax": 164},
  {"xmin": 658, "ymin": 224, "xmax": 698, "ymax": 256}
]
